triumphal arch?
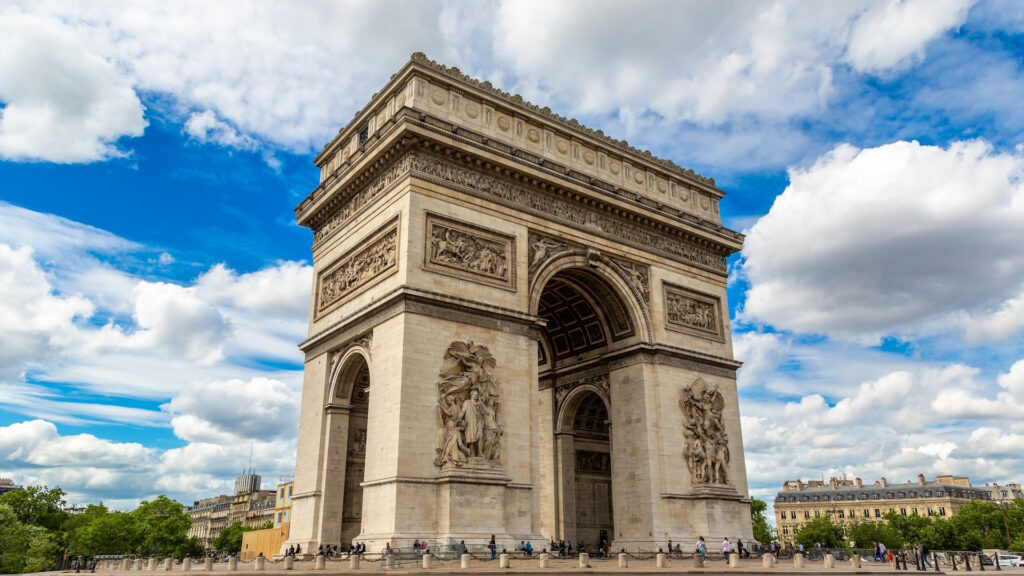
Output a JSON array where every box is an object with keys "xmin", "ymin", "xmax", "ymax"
[{"xmin": 284, "ymin": 54, "xmax": 752, "ymax": 553}]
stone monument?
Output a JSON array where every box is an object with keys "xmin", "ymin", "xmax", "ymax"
[{"xmin": 283, "ymin": 53, "xmax": 753, "ymax": 553}]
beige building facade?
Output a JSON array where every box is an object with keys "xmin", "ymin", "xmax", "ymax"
[
  {"xmin": 284, "ymin": 53, "xmax": 753, "ymax": 554},
  {"xmin": 774, "ymin": 474, "xmax": 1000, "ymax": 542}
]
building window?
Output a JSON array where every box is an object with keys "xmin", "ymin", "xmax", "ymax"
[
  {"xmin": 911, "ymin": 508, "xmax": 918, "ymax": 515},
  {"xmin": 838, "ymin": 510, "xmax": 845, "ymax": 519},
  {"xmin": 927, "ymin": 507, "xmax": 934, "ymax": 515},
  {"xmin": 864, "ymin": 509, "xmax": 870, "ymax": 518},
  {"xmin": 288, "ymin": 485, "xmax": 292, "ymax": 497},
  {"xmin": 900, "ymin": 508, "xmax": 907, "ymax": 516},
  {"xmin": 815, "ymin": 511, "xmax": 820, "ymax": 518},
  {"xmin": 873, "ymin": 493, "xmax": 880, "ymax": 499},
  {"xmin": 874, "ymin": 509, "xmax": 881, "ymax": 518},
  {"xmin": 358, "ymin": 126, "xmax": 369, "ymax": 146},
  {"xmin": 790, "ymin": 511, "xmax": 796, "ymax": 519},
  {"xmin": 939, "ymin": 507, "xmax": 946, "ymax": 516},
  {"xmin": 804, "ymin": 511, "xmax": 810, "ymax": 519},
  {"xmin": 850, "ymin": 509, "xmax": 856, "ymax": 518},
  {"xmin": 782, "ymin": 527, "xmax": 789, "ymax": 535}
]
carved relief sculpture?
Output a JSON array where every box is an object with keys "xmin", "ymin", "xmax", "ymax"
[
  {"xmin": 679, "ymin": 379, "xmax": 729, "ymax": 485},
  {"xmin": 434, "ymin": 340, "xmax": 503, "ymax": 469},
  {"xmin": 424, "ymin": 213, "xmax": 516, "ymax": 291},
  {"xmin": 316, "ymin": 218, "xmax": 399, "ymax": 317},
  {"xmin": 575, "ymin": 450, "xmax": 611, "ymax": 475},
  {"xmin": 663, "ymin": 283, "xmax": 724, "ymax": 341}
]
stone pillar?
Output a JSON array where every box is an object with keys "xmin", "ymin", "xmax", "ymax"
[
  {"xmin": 163, "ymin": 558, "xmax": 172, "ymax": 571},
  {"xmin": 539, "ymin": 553, "xmax": 550, "ymax": 568},
  {"xmin": 618, "ymin": 553, "xmax": 629, "ymax": 568},
  {"xmin": 499, "ymin": 554, "xmax": 510, "ymax": 568},
  {"xmin": 421, "ymin": 555, "xmax": 432, "ymax": 569},
  {"xmin": 315, "ymin": 556, "xmax": 325, "ymax": 570},
  {"xmin": 182, "ymin": 558, "xmax": 191, "ymax": 571},
  {"xmin": 763, "ymin": 554, "xmax": 775, "ymax": 569},
  {"xmin": 824, "ymin": 553, "xmax": 835, "ymax": 568},
  {"xmin": 122, "ymin": 559, "xmax": 131, "ymax": 571},
  {"xmin": 460, "ymin": 554, "xmax": 471, "ymax": 569},
  {"xmin": 203, "ymin": 559, "xmax": 212, "ymax": 572},
  {"xmin": 284, "ymin": 556, "xmax": 294, "ymax": 570},
  {"xmin": 255, "ymin": 557, "xmax": 265, "ymax": 571},
  {"xmin": 852, "ymin": 554, "xmax": 862, "ymax": 568},
  {"xmin": 349, "ymin": 555, "xmax": 360, "ymax": 570},
  {"xmin": 147, "ymin": 559, "xmax": 156, "ymax": 571},
  {"xmin": 228, "ymin": 558, "xmax": 237, "ymax": 571},
  {"xmin": 691, "ymin": 554, "xmax": 702, "ymax": 568},
  {"xmin": 656, "ymin": 553, "xmax": 667, "ymax": 568},
  {"xmin": 794, "ymin": 552, "xmax": 804, "ymax": 569},
  {"xmin": 578, "ymin": 552, "xmax": 590, "ymax": 568},
  {"xmin": 729, "ymin": 552, "xmax": 739, "ymax": 567}
]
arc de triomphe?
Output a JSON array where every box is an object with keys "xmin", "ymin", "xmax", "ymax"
[{"xmin": 284, "ymin": 53, "xmax": 753, "ymax": 553}]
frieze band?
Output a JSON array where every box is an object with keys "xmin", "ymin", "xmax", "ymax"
[{"xmin": 663, "ymin": 282, "xmax": 724, "ymax": 342}]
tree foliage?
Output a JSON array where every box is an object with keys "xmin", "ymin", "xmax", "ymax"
[
  {"xmin": 0, "ymin": 485, "xmax": 68, "ymax": 534},
  {"xmin": 0, "ymin": 503, "xmax": 59, "ymax": 574},
  {"xmin": 750, "ymin": 498, "xmax": 775, "ymax": 545},
  {"xmin": 794, "ymin": 515, "xmax": 844, "ymax": 548},
  {"xmin": 212, "ymin": 522, "xmax": 245, "ymax": 554},
  {"xmin": 133, "ymin": 495, "xmax": 192, "ymax": 557}
]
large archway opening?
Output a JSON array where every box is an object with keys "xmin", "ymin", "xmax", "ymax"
[
  {"xmin": 337, "ymin": 354, "xmax": 370, "ymax": 546},
  {"xmin": 535, "ymin": 263, "xmax": 642, "ymax": 551}
]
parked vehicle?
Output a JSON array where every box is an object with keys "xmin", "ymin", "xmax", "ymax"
[{"xmin": 994, "ymin": 554, "xmax": 1022, "ymax": 567}]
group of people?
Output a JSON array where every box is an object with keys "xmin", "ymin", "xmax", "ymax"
[
  {"xmin": 315, "ymin": 542, "xmax": 365, "ymax": 557},
  {"xmin": 690, "ymin": 536, "xmax": 748, "ymax": 562},
  {"xmin": 283, "ymin": 544, "xmax": 302, "ymax": 557}
]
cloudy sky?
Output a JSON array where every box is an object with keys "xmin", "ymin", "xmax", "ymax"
[{"xmin": 1, "ymin": 0, "xmax": 1023, "ymax": 514}]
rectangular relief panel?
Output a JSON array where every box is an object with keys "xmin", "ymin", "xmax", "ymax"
[
  {"xmin": 663, "ymin": 282, "xmax": 725, "ymax": 342},
  {"xmin": 423, "ymin": 212, "xmax": 516, "ymax": 291},
  {"xmin": 315, "ymin": 215, "xmax": 400, "ymax": 319}
]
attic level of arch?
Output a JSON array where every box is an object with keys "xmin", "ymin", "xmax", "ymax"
[{"xmin": 298, "ymin": 122, "xmax": 741, "ymax": 276}]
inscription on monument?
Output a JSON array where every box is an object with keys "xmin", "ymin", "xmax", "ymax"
[
  {"xmin": 680, "ymin": 378, "xmax": 730, "ymax": 485},
  {"xmin": 664, "ymin": 283, "xmax": 723, "ymax": 341},
  {"xmin": 425, "ymin": 213, "xmax": 516, "ymax": 291},
  {"xmin": 315, "ymin": 217, "xmax": 399, "ymax": 318},
  {"xmin": 434, "ymin": 340, "xmax": 503, "ymax": 469}
]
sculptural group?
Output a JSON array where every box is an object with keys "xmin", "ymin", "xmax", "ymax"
[
  {"xmin": 680, "ymin": 379, "xmax": 730, "ymax": 485},
  {"xmin": 434, "ymin": 340, "xmax": 503, "ymax": 468}
]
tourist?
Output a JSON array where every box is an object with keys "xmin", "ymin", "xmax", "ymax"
[
  {"xmin": 919, "ymin": 542, "xmax": 932, "ymax": 568},
  {"xmin": 489, "ymin": 534, "xmax": 497, "ymax": 560},
  {"xmin": 797, "ymin": 542, "xmax": 804, "ymax": 554},
  {"xmin": 737, "ymin": 538, "xmax": 746, "ymax": 558},
  {"xmin": 696, "ymin": 536, "xmax": 706, "ymax": 563},
  {"xmin": 287, "ymin": 545, "xmax": 295, "ymax": 557},
  {"xmin": 460, "ymin": 540, "xmax": 467, "ymax": 555},
  {"xmin": 317, "ymin": 544, "xmax": 323, "ymax": 556},
  {"xmin": 879, "ymin": 542, "xmax": 887, "ymax": 563},
  {"xmin": 524, "ymin": 541, "xmax": 533, "ymax": 557},
  {"xmin": 873, "ymin": 542, "xmax": 880, "ymax": 562},
  {"xmin": 721, "ymin": 537, "xmax": 731, "ymax": 559},
  {"xmin": 384, "ymin": 542, "xmax": 392, "ymax": 556},
  {"xmin": 414, "ymin": 540, "xmax": 420, "ymax": 551},
  {"xmin": 667, "ymin": 539, "xmax": 674, "ymax": 556}
]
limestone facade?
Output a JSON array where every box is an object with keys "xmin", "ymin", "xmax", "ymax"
[
  {"xmin": 284, "ymin": 53, "xmax": 752, "ymax": 554},
  {"xmin": 774, "ymin": 475, "xmax": 1000, "ymax": 543}
]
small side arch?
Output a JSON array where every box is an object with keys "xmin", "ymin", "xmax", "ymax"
[
  {"xmin": 327, "ymin": 343, "xmax": 372, "ymax": 404},
  {"xmin": 555, "ymin": 381, "xmax": 611, "ymax": 435}
]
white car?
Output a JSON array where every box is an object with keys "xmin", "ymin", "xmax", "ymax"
[{"xmin": 994, "ymin": 554, "xmax": 1021, "ymax": 567}]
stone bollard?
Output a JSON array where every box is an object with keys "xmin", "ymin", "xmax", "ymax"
[
  {"xmin": 657, "ymin": 553, "xmax": 667, "ymax": 568},
  {"xmin": 183, "ymin": 558, "xmax": 192, "ymax": 571},
  {"xmin": 163, "ymin": 558, "xmax": 173, "ymax": 571},
  {"xmin": 729, "ymin": 553, "xmax": 739, "ymax": 567},
  {"xmin": 825, "ymin": 553, "xmax": 835, "ymax": 569},
  {"xmin": 228, "ymin": 558, "xmax": 237, "ymax": 572},
  {"xmin": 794, "ymin": 553, "xmax": 804, "ymax": 569},
  {"xmin": 349, "ymin": 555, "xmax": 360, "ymax": 570},
  {"xmin": 618, "ymin": 553, "xmax": 629, "ymax": 568},
  {"xmin": 579, "ymin": 552, "xmax": 590, "ymax": 568},
  {"xmin": 283, "ymin": 556, "xmax": 293, "ymax": 570},
  {"xmin": 254, "ymin": 557, "xmax": 265, "ymax": 571},
  {"xmin": 122, "ymin": 559, "xmax": 131, "ymax": 571},
  {"xmin": 691, "ymin": 554, "xmax": 702, "ymax": 568},
  {"xmin": 852, "ymin": 554, "xmax": 862, "ymax": 569},
  {"xmin": 421, "ymin": 555, "xmax": 432, "ymax": 569},
  {"xmin": 763, "ymin": 554, "xmax": 775, "ymax": 569},
  {"xmin": 539, "ymin": 553, "xmax": 550, "ymax": 568},
  {"xmin": 148, "ymin": 559, "xmax": 157, "ymax": 571},
  {"xmin": 500, "ymin": 554, "xmax": 511, "ymax": 569},
  {"xmin": 460, "ymin": 553, "xmax": 471, "ymax": 569},
  {"xmin": 315, "ymin": 556, "xmax": 325, "ymax": 570},
  {"xmin": 203, "ymin": 559, "xmax": 212, "ymax": 572}
]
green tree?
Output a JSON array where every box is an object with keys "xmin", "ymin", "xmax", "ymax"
[
  {"xmin": 794, "ymin": 515, "xmax": 843, "ymax": 548},
  {"xmin": 0, "ymin": 485, "xmax": 68, "ymax": 533},
  {"xmin": 749, "ymin": 498, "xmax": 775, "ymax": 545},
  {"xmin": 174, "ymin": 537, "xmax": 205, "ymax": 559},
  {"xmin": 132, "ymin": 496, "xmax": 190, "ymax": 557},
  {"xmin": 0, "ymin": 503, "xmax": 58, "ymax": 574},
  {"xmin": 948, "ymin": 500, "xmax": 1007, "ymax": 550},
  {"xmin": 212, "ymin": 522, "xmax": 245, "ymax": 554},
  {"xmin": 882, "ymin": 510, "xmax": 932, "ymax": 547},
  {"xmin": 920, "ymin": 517, "xmax": 958, "ymax": 550},
  {"xmin": 847, "ymin": 519, "xmax": 900, "ymax": 550},
  {"xmin": 69, "ymin": 504, "xmax": 140, "ymax": 557}
]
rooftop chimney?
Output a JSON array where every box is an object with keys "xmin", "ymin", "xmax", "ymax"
[
  {"xmin": 880, "ymin": 476, "xmax": 888, "ymax": 487},
  {"xmin": 856, "ymin": 477, "xmax": 863, "ymax": 488},
  {"xmin": 918, "ymin": 474, "xmax": 926, "ymax": 485}
]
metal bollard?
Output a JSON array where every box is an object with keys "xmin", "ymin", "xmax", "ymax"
[
  {"xmin": 254, "ymin": 557, "xmax": 265, "ymax": 571},
  {"xmin": 995, "ymin": 553, "xmax": 1001, "ymax": 571},
  {"xmin": 203, "ymin": 559, "xmax": 212, "ymax": 572},
  {"xmin": 965, "ymin": 552, "xmax": 972, "ymax": 571},
  {"xmin": 578, "ymin": 552, "xmax": 590, "ymax": 568},
  {"xmin": 163, "ymin": 558, "xmax": 172, "ymax": 571},
  {"xmin": 618, "ymin": 553, "xmax": 629, "ymax": 568},
  {"xmin": 460, "ymin": 554, "xmax": 471, "ymax": 569},
  {"xmin": 284, "ymin": 556, "xmax": 293, "ymax": 570},
  {"xmin": 934, "ymin": 553, "xmax": 941, "ymax": 573},
  {"xmin": 852, "ymin": 554, "xmax": 862, "ymax": 569},
  {"xmin": 979, "ymin": 553, "xmax": 985, "ymax": 572},
  {"xmin": 421, "ymin": 555, "xmax": 432, "ymax": 569},
  {"xmin": 794, "ymin": 552, "xmax": 804, "ymax": 569},
  {"xmin": 182, "ymin": 558, "xmax": 191, "ymax": 572},
  {"xmin": 228, "ymin": 558, "xmax": 237, "ymax": 572},
  {"xmin": 824, "ymin": 553, "xmax": 835, "ymax": 568},
  {"xmin": 538, "ymin": 553, "xmax": 550, "ymax": 568},
  {"xmin": 349, "ymin": 555, "xmax": 360, "ymax": 570}
]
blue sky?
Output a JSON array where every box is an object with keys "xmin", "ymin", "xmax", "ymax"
[{"xmin": 1, "ymin": 0, "xmax": 1023, "ymax": 513}]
